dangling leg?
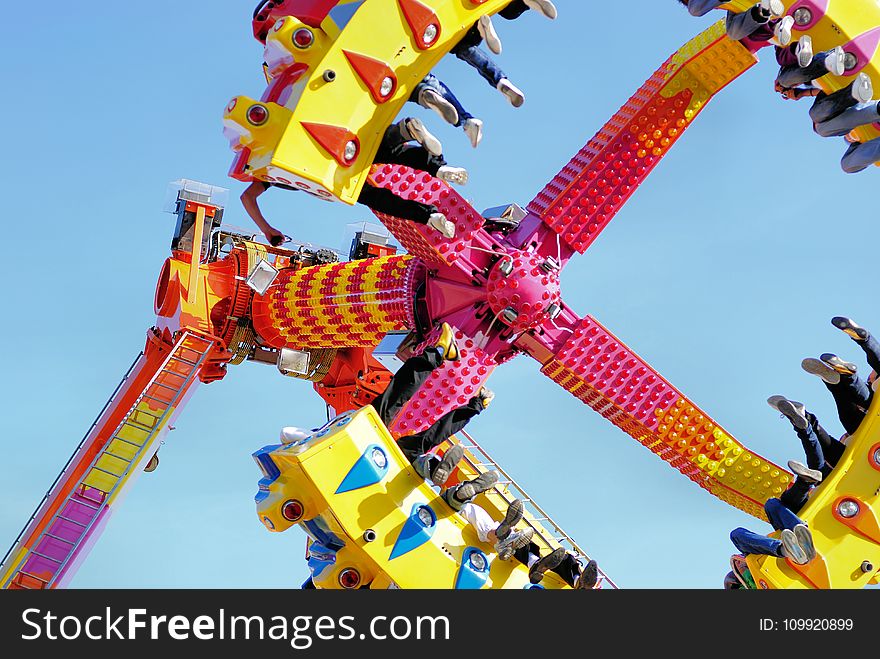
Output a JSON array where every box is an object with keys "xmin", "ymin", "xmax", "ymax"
[{"xmin": 368, "ymin": 347, "xmax": 446, "ymax": 427}]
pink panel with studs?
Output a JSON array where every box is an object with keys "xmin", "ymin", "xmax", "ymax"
[
  {"xmin": 388, "ymin": 328, "xmax": 496, "ymax": 438},
  {"xmin": 368, "ymin": 165, "xmax": 485, "ymax": 268}
]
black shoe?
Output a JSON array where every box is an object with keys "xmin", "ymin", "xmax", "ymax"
[
  {"xmin": 575, "ymin": 559, "xmax": 599, "ymax": 589},
  {"xmin": 820, "ymin": 353, "xmax": 857, "ymax": 376},
  {"xmin": 453, "ymin": 470, "xmax": 499, "ymax": 503},
  {"xmin": 832, "ymin": 316, "xmax": 869, "ymax": 342},
  {"xmin": 431, "ymin": 444, "xmax": 464, "ymax": 487},
  {"xmin": 767, "ymin": 395, "xmax": 809, "ymax": 431},
  {"xmin": 495, "ymin": 499, "xmax": 524, "ymax": 541},
  {"xmin": 529, "ymin": 547, "xmax": 566, "ymax": 584}
]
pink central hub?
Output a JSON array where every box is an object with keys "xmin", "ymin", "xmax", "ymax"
[{"xmin": 486, "ymin": 249, "xmax": 562, "ymax": 333}]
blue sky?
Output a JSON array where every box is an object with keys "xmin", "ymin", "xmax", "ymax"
[{"xmin": 0, "ymin": 1, "xmax": 876, "ymax": 589}]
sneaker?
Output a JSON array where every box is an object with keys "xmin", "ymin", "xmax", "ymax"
[
  {"xmin": 436, "ymin": 165, "xmax": 469, "ymax": 186},
  {"xmin": 852, "ymin": 72, "xmax": 874, "ymax": 102},
  {"xmin": 462, "ymin": 117, "xmax": 483, "ymax": 149},
  {"xmin": 796, "ymin": 35, "xmax": 813, "ymax": 68},
  {"xmin": 575, "ymin": 559, "xmax": 599, "ymax": 590},
  {"xmin": 477, "ymin": 14, "xmax": 502, "ymax": 55},
  {"xmin": 801, "ymin": 357, "xmax": 841, "ymax": 385},
  {"xmin": 524, "ymin": 0, "xmax": 558, "ymax": 19},
  {"xmin": 495, "ymin": 528, "xmax": 533, "ymax": 561},
  {"xmin": 780, "ymin": 528, "xmax": 809, "ymax": 564},
  {"xmin": 761, "ymin": 0, "xmax": 785, "ymax": 17},
  {"xmin": 477, "ymin": 387, "xmax": 495, "ymax": 409},
  {"xmin": 431, "ymin": 444, "xmax": 464, "ymax": 486},
  {"xmin": 529, "ymin": 547, "xmax": 566, "ymax": 583},
  {"xmin": 494, "ymin": 499, "xmax": 524, "ymax": 541},
  {"xmin": 820, "ymin": 353, "xmax": 857, "ymax": 376},
  {"xmin": 417, "ymin": 87, "xmax": 459, "ymax": 126},
  {"xmin": 832, "ymin": 316, "xmax": 869, "ymax": 341},
  {"xmin": 402, "ymin": 117, "xmax": 443, "ymax": 157},
  {"xmin": 497, "ymin": 78, "xmax": 525, "ymax": 108},
  {"xmin": 824, "ymin": 46, "xmax": 846, "ymax": 76},
  {"xmin": 453, "ymin": 470, "xmax": 499, "ymax": 503},
  {"xmin": 774, "ymin": 15, "xmax": 795, "ymax": 47},
  {"xmin": 412, "ymin": 453, "xmax": 434, "ymax": 480},
  {"xmin": 767, "ymin": 395, "xmax": 809, "ymax": 431},
  {"xmin": 434, "ymin": 322, "xmax": 459, "ymax": 361},
  {"xmin": 787, "ymin": 460, "xmax": 823, "ymax": 485},
  {"xmin": 793, "ymin": 524, "xmax": 816, "ymax": 562},
  {"xmin": 427, "ymin": 212, "xmax": 456, "ymax": 239}
]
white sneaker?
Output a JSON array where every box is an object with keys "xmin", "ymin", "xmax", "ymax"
[
  {"xmin": 427, "ymin": 213, "xmax": 456, "ymax": 239},
  {"xmin": 852, "ymin": 72, "xmax": 874, "ymax": 102},
  {"xmin": 417, "ymin": 87, "xmax": 459, "ymax": 126},
  {"xmin": 780, "ymin": 529, "xmax": 809, "ymax": 564},
  {"xmin": 463, "ymin": 118, "xmax": 483, "ymax": 148},
  {"xmin": 796, "ymin": 35, "xmax": 813, "ymax": 68},
  {"xmin": 825, "ymin": 46, "xmax": 846, "ymax": 76},
  {"xmin": 524, "ymin": 0, "xmax": 557, "ymax": 19},
  {"xmin": 403, "ymin": 117, "xmax": 443, "ymax": 157},
  {"xmin": 497, "ymin": 78, "xmax": 525, "ymax": 107},
  {"xmin": 762, "ymin": 0, "xmax": 785, "ymax": 17},
  {"xmin": 774, "ymin": 15, "xmax": 795, "ymax": 47},
  {"xmin": 477, "ymin": 14, "xmax": 502, "ymax": 55},
  {"xmin": 436, "ymin": 165, "xmax": 469, "ymax": 186}
]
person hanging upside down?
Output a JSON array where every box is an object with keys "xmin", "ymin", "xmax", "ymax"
[
  {"xmin": 775, "ymin": 39, "xmax": 845, "ymax": 92},
  {"xmin": 677, "ymin": 0, "xmax": 794, "ymax": 47},
  {"xmin": 456, "ymin": 498, "xmax": 536, "ymax": 561},
  {"xmin": 799, "ymin": 317, "xmax": 880, "ymax": 436},
  {"xmin": 412, "ymin": 74, "xmax": 485, "ymax": 149},
  {"xmin": 729, "ymin": 497, "xmax": 817, "ymax": 565},
  {"xmin": 368, "ymin": 322, "xmax": 494, "ymax": 463},
  {"xmin": 240, "ymin": 118, "xmax": 466, "ymax": 245},
  {"xmin": 415, "ymin": 446, "xmax": 536, "ymax": 562},
  {"xmin": 767, "ymin": 396, "xmax": 846, "ymax": 512},
  {"xmin": 512, "ymin": 544, "xmax": 600, "ymax": 590},
  {"xmin": 445, "ymin": 0, "xmax": 558, "ymax": 108}
]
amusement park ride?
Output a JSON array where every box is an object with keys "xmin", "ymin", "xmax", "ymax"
[{"xmin": 3, "ymin": 0, "xmax": 880, "ymax": 590}]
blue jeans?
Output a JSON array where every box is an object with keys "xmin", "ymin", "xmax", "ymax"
[
  {"xmin": 824, "ymin": 374, "xmax": 871, "ymax": 436},
  {"xmin": 777, "ymin": 50, "xmax": 836, "ymax": 89},
  {"xmin": 452, "ymin": 43, "xmax": 506, "ymax": 88},
  {"xmin": 687, "ymin": 0, "xmax": 725, "ymax": 17},
  {"xmin": 842, "ymin": 138, "xmax": 880, "ymax": 173},
  {"xmin": 857, "ymin": 330, "xmax": 880, "ymax": 375},
  {"xmin": 795, "ymin": 416, "xmax": 826, "ymax": 473},
  {"xmin": 780, "ymin": 478, "xmax": 813, "ymax": 512},
  {"xmin": 815, "ymin": 101, "xmax": 880, "ymax": 137},
  {"xmin": 726, "ymin": 8, "xmax": 768, "ymax": 41},
  {"xmin": 810, "ymin": 84, "xmax": 862, "ymax": 123},
  {"xmin": 411, "ymin": 73, "xmax": 473, "ymax": 127},
  {"xmin": 730, "ymin": 498, "xmax": 805, "ymax": 557},
  {"xmin": 730, "ymin": 527, "xmax": 783, "ymax": 557},
  {"xmin": 805, "ymin": 412, "xmax": 846, "ymax": 472}
]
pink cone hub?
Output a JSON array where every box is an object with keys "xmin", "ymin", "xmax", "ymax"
[{"xmin": 486, "ymin": 249, "xmax": 561, "ymax": 333}]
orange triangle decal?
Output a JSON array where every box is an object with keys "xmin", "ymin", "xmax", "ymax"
[
  {"xmin": 301, "ymin": 122, "xmax": 359, "ymax": 167},
  {"xmin": 787, "ymin": 554, "xmax": 832, "ymax": 589},
  {"xmin": 397, "ymin": 0, "xmax": 441, "ymax": 49},
  {"xmin": 343, "ymin": 50, "xmax": 397, "ymax": 104}
]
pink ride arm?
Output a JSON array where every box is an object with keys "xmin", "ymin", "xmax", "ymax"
[
  {"xmin": 516, "ymin": 311, "xmax": 792, "ymax": 520},
  {"xmin": 511, "ymin": 20, "xmax": 757, "ymax": 262}
]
